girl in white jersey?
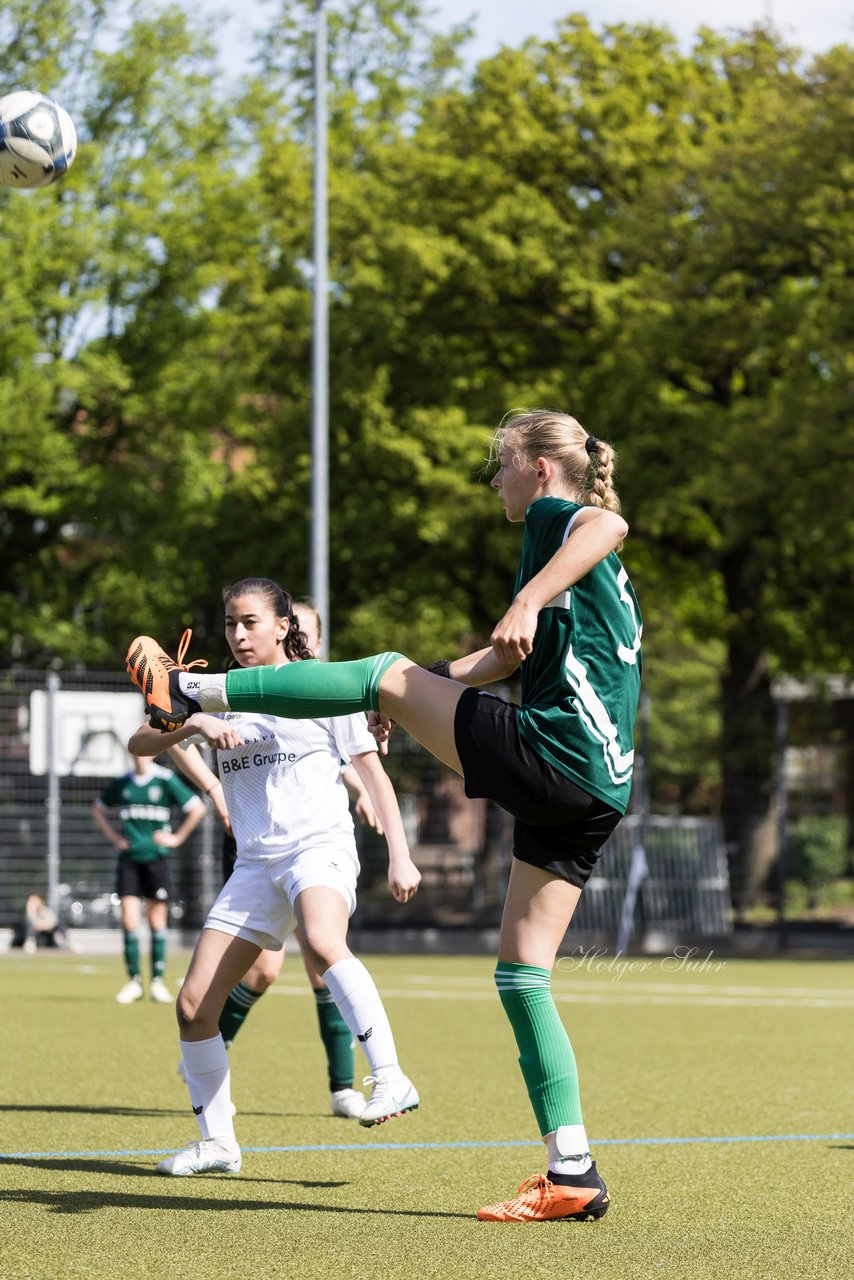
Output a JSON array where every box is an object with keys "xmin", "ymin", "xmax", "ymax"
[
  {"xmin": 129, "ymin": 410, "xmax": 641, "ymax": 1218},
  {"xmin": 211, "ymin": 600, "xmax": 382, "ymax": 1120},
  {"xmin": 128, "ymin": 577, "xmax": 421, "ymax": 1176}
]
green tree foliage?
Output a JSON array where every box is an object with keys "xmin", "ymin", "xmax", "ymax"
[
  {"xmin": 789, "ymin": 815, "xmax": 849, "ymax": 905},
  {"xmin": 1, "ymin": 2, "xmax": 852, "ymax": 894},
  {"xmin": 1, "ymin": 1, "xmax": 250, "ymax": 661}
]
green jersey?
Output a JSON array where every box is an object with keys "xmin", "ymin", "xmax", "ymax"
[
  {"xmin": 515, "ymin": 496, "xmax": 642, "ymax": 814},
  {"xmin": 97, "ymin": 765, "xmax": 200, "ymax": 863}
]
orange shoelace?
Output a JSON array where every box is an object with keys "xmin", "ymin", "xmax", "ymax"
[
  {"xmin": 484, "ymin": 1174, "xmax": 554, "ymax": 1218},
  {"xmin": 175, "ymin": 628, "xmax": 208, "ymax": 672}
]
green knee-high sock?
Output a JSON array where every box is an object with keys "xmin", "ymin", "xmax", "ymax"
[
  {"xmin": 224, "ymin": 653, "xmax": 403, "ymax": 717},
  {"xmin": 218, "ymin": 981, "xmax": 263, "ymax": 1045},
  {"xmin": 150, "ymin": 929, "xmax": 167, "ymax": 980},
  {"xmin": 123, "ymin": 930, "xmax": 140, "ymax": 980},
  {"xmin": 313, "ymin": 988, "xmax": 356, "ymax": 1092},
  {"xmin": 495, "ymin": 961, "xmax": 583, "ymax": 1137}
]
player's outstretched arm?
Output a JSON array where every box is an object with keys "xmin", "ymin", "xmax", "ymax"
[{"xmin": 128, "ymin": 715, "xmax": 245, "ymax": 756}]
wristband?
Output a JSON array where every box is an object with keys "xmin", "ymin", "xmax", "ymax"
[
  {"xmin": 205, "ymin": 781, "xmax": 222, "ymax": 795},
  {"xmin": 425, "ymin": 659, "xmax": 452, "ymax": 679}
]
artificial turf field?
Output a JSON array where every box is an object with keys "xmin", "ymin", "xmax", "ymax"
[{"xmin": 1, "ymin": 949, "xmax": 852, "ymax": 1280}]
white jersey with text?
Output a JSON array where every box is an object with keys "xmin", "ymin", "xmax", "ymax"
[{"xmin": 213, "ymin": 710, "xmax": 376, "ymax": 859}]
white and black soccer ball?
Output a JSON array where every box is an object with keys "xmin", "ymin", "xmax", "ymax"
[{"xmin": 0, "ymin": 91, "xmax": 77, "ymax": 189}]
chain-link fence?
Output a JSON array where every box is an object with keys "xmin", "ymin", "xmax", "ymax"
[{"xmin": 0, "ymin": 668, "xmax": 734, "ymax": 948}]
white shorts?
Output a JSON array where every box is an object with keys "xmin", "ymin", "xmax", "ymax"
[{"xmin": 204, "ymin": 844, "xmax": 360, "ymax": 951}]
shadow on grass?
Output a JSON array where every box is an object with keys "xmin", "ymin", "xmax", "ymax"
[
  {"xmin": 0, "ymin": 1104, "xmax": 291, "ymax": 1118},
  {"xmin": 2, "ymin": 1158, "xmax": 173, "ymax": 1177},
  {"xmin": 1, "ymin": 1158, "xmax": 350, "ymax": 1189},
  {"xmin": 0, "ymin": 1104, "xmax": 185, "ymax": 1118},
  {"xmin": 8, "ymin": 995, "xmax": 111, "ymax": 1004},
  {"xmin": 0, "ymin": 1188, "xmax": 470, "ymax": 1218}
]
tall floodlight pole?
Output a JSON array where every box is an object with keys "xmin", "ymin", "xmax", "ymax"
[{"xmin": 310, "ymin": 0, "xmax": 329, "ymax": 653}]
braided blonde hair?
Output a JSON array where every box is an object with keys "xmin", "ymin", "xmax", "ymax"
[{"xmin": 493, "ymin": 409, "xmax": 621, "ymax": 515}]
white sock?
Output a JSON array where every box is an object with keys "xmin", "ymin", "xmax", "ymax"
[
  {"xmin": 322, "ymin": 958, "xmax": 401, "ymax": 1076},
  {"xmin": 180, "ymin": 1035, "xmax": 236, "ymax": 1142},
  {"xmin": 546, "ymin": 1125, "xmax": 593, "ymax": 1176},
  {"xmin": 178, "ymin": 671, "xmax": 230, "ymax": 712}
]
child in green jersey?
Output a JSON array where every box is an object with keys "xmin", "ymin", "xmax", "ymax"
[
  {"xmin": 93, "ymin": 754, "xmax": 206, "ymax": 1004},
  {"xmin": 127, "ymin": 408, "xmax": 642, "ymax": 1222}
]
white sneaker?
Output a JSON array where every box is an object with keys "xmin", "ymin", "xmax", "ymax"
[
  {"xmin": 156, "ymin": 1138, "xmax": 242, "ymax": 1176},
  {"xmin": 177, "ymin": 1059, "xmax": 238, "ymax": 1116},
  {"xmin": 115, "ymin": 977, "xmax": 144, "ymax": 1004},
  {"xmin": 330, "ymin": 1087, "xmax": 367, "ymax": 1119},
  {"xmin": 359, "ymin": 1072, "xmax": 419, "ymax": 1127},
  {"xmin": 149, "ymin": 978, "xmax": 173, "ymax": 1004}
]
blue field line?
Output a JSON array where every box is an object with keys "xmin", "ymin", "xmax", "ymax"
[{"xmin": 1, "ymin": 1133, "xmax": 852, "ymax": 1161}]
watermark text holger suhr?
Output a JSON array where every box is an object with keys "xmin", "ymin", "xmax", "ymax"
[{"xmin": 556, "ymin": 946, "xmax": 727, "ymax": 982}]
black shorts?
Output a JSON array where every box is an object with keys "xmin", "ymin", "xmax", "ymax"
[
  {"xmin": 116, "ymin": 857, "xmax": 172, "ymax": 902},
  {"xmin": 453, "ymin": 688, "xmax": 622, "ymax": 889},
  {"xmin": 222, "ymin": 832, "xmax": 237, "ymax": 885}
]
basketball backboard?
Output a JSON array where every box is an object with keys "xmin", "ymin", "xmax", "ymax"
[{"xmin": 29, "ymin": 689, "xmax": 147, "ymax": 777}]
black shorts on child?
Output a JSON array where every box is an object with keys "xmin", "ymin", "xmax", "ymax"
[
  {"xmin": 116, "ymin": 856, "xmax": 172, "ymax": 901},
  {"xmin": 453, "ymin": 687, "xmax": 622, "ymax": 889}
]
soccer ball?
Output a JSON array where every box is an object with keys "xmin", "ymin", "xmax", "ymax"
[{"xmin": 0, "ymin": 91, "xmax": 77, "ymax": 189}]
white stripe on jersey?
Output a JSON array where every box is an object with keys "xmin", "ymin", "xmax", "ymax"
[
  {"xmin": 616, "ymin": 566, "xmax": 643, "ymax": 665},
  {"xmin": 563, "ymin": 647, "xmax": 634, "ymax": 785},
  {"xmin": 118, "ymin": 805, "xmax": 172, "ymax": 823},
  {"xmin": 542, "ymin": 510, "xmax": 582, "ymax": 610}
]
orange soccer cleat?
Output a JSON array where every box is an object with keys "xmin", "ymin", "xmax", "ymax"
[
  {"xmin": 476, "ymin": 1166, "xmax": 610, "ymax": 1223},
  {"xmin": 126, "ymin": 630, "xmax": 206, "ymax": 731}
]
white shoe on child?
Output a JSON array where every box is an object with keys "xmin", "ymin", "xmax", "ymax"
[
  {"xmin": 330, "ymin": 1088, "xmax": 367, "ymax": 1119},
  {"xmin": 156, "ymin": 1138, "xmax": 242, "ymax": 1176},
  {"xmin": 359, "ymin": 1072, "xmax": 419, "ymax": 1127},
  {"xmin": 149, "ymin": 977, "xmax": 173, "ymax": 1003},
  {"xmin": 115, "ymin": 977, "xmax": 144, "ymax": 1004}
]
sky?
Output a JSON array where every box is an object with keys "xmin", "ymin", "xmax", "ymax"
[{"xmin": 205, "ymin": 0, "xmax": 853, "ymax": 77}]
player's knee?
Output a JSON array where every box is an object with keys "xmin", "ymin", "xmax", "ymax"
[
  {"xmin": 176, "ymin": 987, "xmax": 203, "ymax": 1028},
  {"xmin": 297, "ymin": 928, "xmax": 338, "ymax": 974},
  {"xmin": 247, "ymin": 965, "xmax": 276, "ymax": 993}
]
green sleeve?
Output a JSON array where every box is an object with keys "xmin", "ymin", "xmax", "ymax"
[{"xmin": 99, "ymin": 778, "xmax": 123, "ymax": 807}]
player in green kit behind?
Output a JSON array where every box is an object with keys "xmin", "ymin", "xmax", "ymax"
[
  {"xmin": 126, "ymin": 408, "xmax": 642, "ymax": 1220},
  {"xmin": 92, "ymin": 755, "xmax": 206, "ymax": 1004}
]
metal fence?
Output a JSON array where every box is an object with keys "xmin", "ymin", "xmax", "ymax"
[{"xmin": 0, "ymin": 669, "xmax": 732, "ymax": 946}]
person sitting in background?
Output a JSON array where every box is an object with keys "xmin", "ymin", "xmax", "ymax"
[{"xmin": 12, "ymin": 893, "xmax": 65, "ymax": 953}]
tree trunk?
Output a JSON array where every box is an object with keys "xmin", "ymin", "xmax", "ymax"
[{"xmin": 720, "ymin": 623, "xmax": 778, "ymax": 918}]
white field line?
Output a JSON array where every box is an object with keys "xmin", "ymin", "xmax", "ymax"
[
  {"xmin": 267, "ymin": 984, "xmax": 854, "ymax": 1010},
  {"xmin": 17, "ymin": 961, "xmax": 847, "ymax": 1005},
  {"xmin": 394, "ymin": 973, "xmax": 854, "ymax": 999},
  {"xmin": 1, "ymin": 961, "xmax": 110, "ymax": 975}
]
